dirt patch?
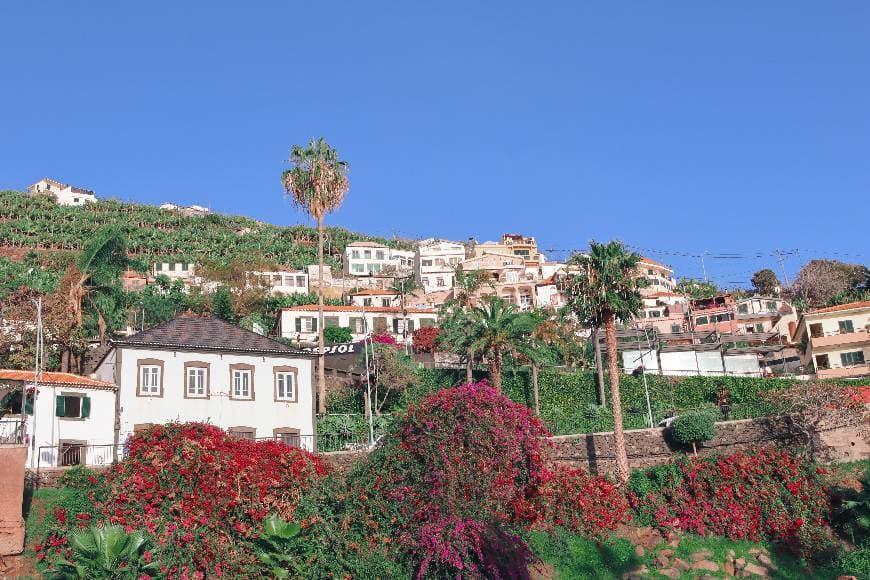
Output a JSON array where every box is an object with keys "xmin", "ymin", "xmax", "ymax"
[
  {"xmin": 615, "ymin": 524, "xmax": 665, "ymax": 550},
  {"xmin": 0, "ymin": 553, "xmax": 38, "ymax": 578}
]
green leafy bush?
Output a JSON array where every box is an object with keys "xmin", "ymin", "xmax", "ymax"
[
  {"xmin": 57, "ymin": 466, "xmax": 104, "ymax": 490},
  {"xmin": 833, "ymin": 466, "xmax": 870, "ymax": 545},
  {"xmin": 323, "ymin": 326, "xmax": 353, "ymax": 344},
  {"xmin": 838, "ymin": 545, "xmax": 870, "ymax": 578},
  {"xmin": 670, "ymin": 411, "xmax": 716, "ymax": 453},
  {"xmin": 50, "ymin": 526, "xmax": 159, "ymax": 579},
  {"xmin": 254, "ymin": 515, "xmax": 305, "ymax": 578}
]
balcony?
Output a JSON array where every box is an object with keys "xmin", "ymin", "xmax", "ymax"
[
  {"xmin": 811, "ymin": 328, "xmax": 870, "ymax": 349},
  {"xmin": 817, "ymin": 363, "xmax": 870, "ymax": 379}
]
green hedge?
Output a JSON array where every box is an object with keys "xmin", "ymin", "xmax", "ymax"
[{"xmin": 324, "ymin": 368, "xmax": 849, "ymax": 437}]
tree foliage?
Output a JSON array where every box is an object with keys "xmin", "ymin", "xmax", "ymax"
[
  {"xmin": 751, "ymin": 268, "xmax": 781, "ymax": 296},
  {"xmin": 675, "ymin": 278, "xmax": 720, "ymax": 299},
  {"xmin": 793, "ymin": 259, "xmax": 869, "ymax": 308}
]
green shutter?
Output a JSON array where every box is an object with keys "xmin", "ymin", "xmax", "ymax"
[
  {"xmin": 55, "ymin": 396, "xmax": 66, "ymax": 417},
  {"xmin": 81, "ymin": 397, "xmax": 91, "ymax": 418},
  {"xmin": 312, "ymin": 318, "xmax": 318, "ymax": 332},
  {"xmin": 24, "ymin": 394, "xmax": 33, "ymax": 415},
  {"xmin": 295, "ymin": 318, "xmax": 302, "ymax": 332}
]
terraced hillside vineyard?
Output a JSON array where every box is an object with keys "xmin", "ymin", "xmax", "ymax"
[{"xmin": 0, "ymin": 190, "xmax": 410, "ymax": 269}]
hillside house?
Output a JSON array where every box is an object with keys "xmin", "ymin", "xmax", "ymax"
[
  {"xmin": 415, "ymin": 238, "xmax": 466, "ymax": 293},
  {"xmin": 791, "ymin": 300, "xmax": 870, "ymax": 379},
  {"xmin": 250, "ymin": 270, "xmax": 309, "ymax": 295},
  {"xmin": 344, "ymin": 241, "xmax": 413, "ymax": 276},
  {"xmin": 277, "ymin": 305, "xmax": 438, "ymax": 345},
  {"xmin": 27, "ymin": 178, "xmax": 96, "ymax": 206}
]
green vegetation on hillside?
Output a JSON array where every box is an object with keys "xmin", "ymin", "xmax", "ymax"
[{"xmin": 0, "ymin": 189, "xmax": 410, "ymax": 270}]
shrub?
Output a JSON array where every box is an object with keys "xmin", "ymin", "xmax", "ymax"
[
  {"xmin": 51, "ymin": 525, "xmax": 159, "ymax": 579},
  {"xmin": 670, "ymin": 412, "xmax": 715, "ymax": 454},
  {"xmin": 628, "ymin": 450, "xmax": 835, "ymax": 559},
  {"xmin": 838, "ymin": 545, "xmax": 870, "ymax": 578},
  {"xmin": 411, "ymin": 326, "xmax": 440, "ymax": 353},
  {"xmin": 57, "ymin": 466, "xmax": 104, "ymax": 490},
  {"xmin": 323, "ymin": 326, "xmax": 353, "ymax": 344},
  {"xmin": 832, "ymin": 465, "xmax": 870, "ymax": 545},
  {"xmin": 38, "ymin": 423, "xmax": 327, "ymax": 577},
  {"xmin": 345, "ymin": 381, "xmax": 553, "ymax": 577}
]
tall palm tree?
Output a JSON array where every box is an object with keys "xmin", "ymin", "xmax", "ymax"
[
  {"xmin": 282, "ymin": 138, "xmax": 349, "ymax": 413},
  {"xmin": 468, "ymin": 296, "xmax": 534, "ymax": 392},
  {"xmin": 563, "ymin": 241, "xmax": 645, "ymax": 484},
  {"xmin": 445, "ymin": 267, "xmax": 489, "ymax": 382},
  {"xmin": 521, "ymin": 307, "xmax": 564, "ymax": 416}
]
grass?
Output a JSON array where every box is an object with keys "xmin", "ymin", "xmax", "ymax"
[
  {"xmin": 22, "ymin": 487, "xmax": 72, "ymax": 554},
  {"xmin": 528, "ymin": 529, "xmax": 850, "ymax": 579},
  {"xmin": 526, "ymin": 529, "xmax": 642, "ymax": 579}
]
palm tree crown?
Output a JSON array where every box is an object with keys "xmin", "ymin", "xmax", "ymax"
[
  {"xmin": 468, "ymin": 296, "xmax": 534, "ymax": 391},
  {"xmin": 281, "ymin": 138, "xmax": 349, "ymax": 219}
]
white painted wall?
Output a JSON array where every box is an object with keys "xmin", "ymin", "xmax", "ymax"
[
  {"xmin": 23, "ymin": 386, "xmax": 116, "ymax": 468},
  {"xmin": 723, "ymin": 354, "xmax": 762, "ymax": 377},
  {"xmin": 659, "ymin": 351, "xmax": 724, "ymax": 376},
  {"xmin": 278, "ymin": 308, "xmax": 438, "ymax": 343},
  {"xmin": 102, "ymin": 347, "xmax": 315, "ymax": 451}
]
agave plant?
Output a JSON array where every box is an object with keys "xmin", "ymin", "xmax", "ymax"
[
  {"xmin": 50, "ymin": 525, "xmax": 159, "ymax": 579},
  {"xmin": 255, "ymin": 514, "xmax": 306, "ymax": 578}
]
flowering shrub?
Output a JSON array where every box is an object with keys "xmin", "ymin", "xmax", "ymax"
[
  {"xmin": 344, "ymin": 381, "xmax": 558, "ymax": 577},
  {"xmin": 628, "ymin": 450, "xmax": 835, "ymax": 558},
  {"xmin": 38, "ymin": 423, "xmax": 327, "ymax": 577},
  {"xmin": 524, "ymin": 467, "xmax": 629, "ymax": 538},
  {"xmin": 370, "ymin": 333, "xmax": 399, "ymax": 346},
  {"xmin": 411, "ymin": 326, "xmax": 440, "ymax": 353}
]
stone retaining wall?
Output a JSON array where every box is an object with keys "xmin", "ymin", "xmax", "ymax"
[{"xmin": 25, "ymin": 465, "xmax": 111, "ymax": 489}]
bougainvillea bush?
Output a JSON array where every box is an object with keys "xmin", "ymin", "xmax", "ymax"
[
  {"xmin": 628, "ymin": 450, "xmax": 835, "ymax": 559},
  {"xmin": 337, "ymin": 381, "xmax": 628, "ymax": 578},
  {"xmin": 37, "ymin": 423, "xmax": 327, "ymax": 577}
]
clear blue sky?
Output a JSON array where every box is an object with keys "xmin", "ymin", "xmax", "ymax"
[{"xmin": 1, "ymin": 2, "xmax": 867, "ymax": 287}]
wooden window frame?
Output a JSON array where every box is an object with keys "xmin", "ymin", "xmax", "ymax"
[
  {"xmin": 273, "ymin": 427, "xmax": 301, "ymax": 447},
  {"xmin": 273, "ymin": 366, "xmax": 299, "ymax": 402},
  {"xmin": 57, "ymin": 392, "xmax": 87, "ymax": 421},
  {"xmin": 229, "ymin": 363, "xmax": 255, "ymax": 400},
  {"xmin": 183, "ymin": 361, "xmax": 210, "ymax": 399},
  {"xmin": 228, "ymin": 426, "xmax": 256, "ymax": 439},
  {"xmin": 137, "ymin": 358, "xmax": 164, "ymax": 397}
]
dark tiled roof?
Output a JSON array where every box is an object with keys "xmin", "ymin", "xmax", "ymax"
[{"xmin": 114, "ymin": 316, "xmax": 314, "ymax": 357}]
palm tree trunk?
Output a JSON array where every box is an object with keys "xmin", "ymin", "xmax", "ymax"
[
  {"xmin": 465, "ymin": 318, "xmax": 473, "ymax": 383},
  {"xmin": 594, "ymin": 328, "xmax": 606, "ymax": 405},
  {"xmin": 531, "ymin": 363, "xmax": 540, "ymax": 415},
  {"xmin": 605, "ymin": 314, "xmax": 629, "ymax": 484},
  {"xmin": 491, "ymin": 350, "xmax": 503, "ymax": 391},
  {"xmin": 316, "ymin": 218, "xmax": 327, "ymax": 413}
]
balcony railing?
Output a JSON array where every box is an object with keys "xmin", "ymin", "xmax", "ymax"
[{"xmin": 0, "ymin": 418, "xmax": 25, "ymax": 444}]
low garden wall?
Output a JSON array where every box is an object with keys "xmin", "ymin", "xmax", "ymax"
[
  {"xmin": 25, "ymin": 464, "xmax": 111, "ymax": 489},
  {"xmin": 0, "ymin": 445, "xmax": 26, "ymax": 555},
  {"xmin": 549, "ymin": 417, "xmax": 870, "ymax": 475}
]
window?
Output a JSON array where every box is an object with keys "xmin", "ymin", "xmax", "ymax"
[
  {"xmin": 381, "ymin": 298, "xmax": 391, "ymax": 307},
  {"xmin": 436, "ymin": 277, "xmax": 445, "ymax": 287},
  {"xmin": 838, "ymin": 320, "xmax": 855, "ymax": 334},
  {"xmin": 273, "ymin": 428, "xmax": 301, "ymax": 447},
  {"xmin": 295, "ymin": 317, "xmax": 318, "ymax": 333},
  {"xmin": 738, "ymin": 304, "xmax": 749, "ymax": 314},
  {"xmin": 272, "ymin": 274, "xmax": 282, "ymax": 284},
  {"xmin": 754, "ymin": 323, "xmax": 764, "ymax": 332},
  {"xmin": 422, "ymin": 259, "xmax": 433, "ymax": 267},
  {"xmin": 841, "ymin": 351, "xmax": 865, "ymax": 366},
  {"xmin": 138, "ymin": 360, "xmax": 163, "ymax": 396},
  {"xmin": 765, "ymin": 301, "xmax": 777, "ymax": 312},
  {"xmin": 59, "ymin": 440, "xmax": 86, "ymax": 466},
  {"xmin": 185, "ymin": 362, "xmax": 209, "ymax": 398},
  {"xmin": 349, "ymin": 317, "xmax": 366, "ymax": 334},
  {"xmin": 228, "ymin": 427, "xmax": 256, "ymax": 439},
  {"xmin": 352, "ymin": 264, "xmax": 365, "ymax": 273},
  {"xmin": 809, "ymin": 323, "xmax": 824, "ymax": 338},
  {"xmin": 296, "ymin": 276, "xmax": 306, "ymax": 287},
  {"xmin": 325, "ymin": 316, "xmax": 340, "ymax": 328},
  {"xmin": 363, "ymin": 298, "xmax": 373, "ymax": 307},
  {"xmin": 375, "ymin": 250, "xmax": 385, "ymax": 260},
  {"xmin": 422, "ymin": 277, "xmax": 430, "ymax": 286},
  {"xmin": 182, "ymin": 263, "xmax": 189, "ymax": 271},
  {"xmin": 285, "ymin": 275, "xmax": 294, "ymax": 286},
  {"xmin": 56, "ymin": 395, "xmax": 90, "ymax": 419},
  {"xmin": 671, "ymin": 324, "xmax": 682, "ymax": 333},
  {"xmin": 155, "ymin": 263, "xmax": 163, "ymax": 271},
  {"xmin": 73, "ymin": 197, "xmax": 79, "ymax": 203},
  {"xmin": 420, "ymin": 318, "xmax": 436, "ymax": 328},
  {"xmin": 230, "ymin": 365, "xmax": 254, "ymax": 400},
  {"xmin": 363, "ymin": 250, "xmax": 372, "ymax": 259},
  {"xmin": 815, "ymin": 354, "xmax": 830, "ymax": 370},
  {"xmin": 649, "ymin": 310, "xmax": 661, "ymax": 318},
  {"xmin": 274, "ymin": 368, "xmax": 297, "ymax": 402},
  {"xmin": 169, "ymin": 263, "xmax": 176, "ymax": 271},
  {"xmin": 351, "ymin": 250, "xmax": 360, "ymax": 259},
  {"xmin": 695, "ymin": 316, "xmax": 709, "ymax": 326}
]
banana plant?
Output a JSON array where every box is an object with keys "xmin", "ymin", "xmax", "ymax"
[
  {"xmin": 254, "ymin": 514, "xmax": 307, "ymax": 578},
  {"xmin": 51, "ymin": 525, "xmax": 159, "ymax": 579}
]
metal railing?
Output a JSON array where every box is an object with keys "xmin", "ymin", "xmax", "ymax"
[
  {"xmin": 36, "ymin": 444, "xmax": 117, "ymax": 469},
  {"xmin": 253, "ymin": 434, "xmax": 316, "ymax": 452},
  {"xmin": 0, "ymin": 418, "xmax": 25, "ymax": 444}
]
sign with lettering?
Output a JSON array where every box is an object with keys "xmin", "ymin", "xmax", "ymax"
[{"xmin": 303, "ymin": 342, "xmax": 359, "ymax": 356}]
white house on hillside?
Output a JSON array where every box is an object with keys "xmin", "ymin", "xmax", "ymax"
[
  {"xmin": 344, "ymin": 241, "xmax": 414, "ymax": 276},
  {"xmin": 277, "ymin": 304, "xmax": 438, "ymax": 344},
  {"xmin": 0, "ymin": 370, "xmax": 117, "ymax": 468},
  {"xmin": 28, "ymin": 178, "xmax": 97, "ymax": 206},
  {"xmin": 415, "ymin": 238, "xmax": 466, "ymax": 293},
  {"xmin": 93, "ymin": 315, "xmax": 318, "ymax": 450},
  {"xmin": 250, "ymin": 270, "xmax": 309, "ymax": 296}
]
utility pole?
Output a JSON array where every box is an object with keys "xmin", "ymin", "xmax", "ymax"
[
  {"xmin": 700, "ymin": 251, "xmax": 709, "ymax": 282},
  {"xmin": 774, "ymin": 250, "xmax": 790, "ymax": 289},
  {"xmin": 28, "ymin": 297, "xmax": 43, "ymax": 467}
]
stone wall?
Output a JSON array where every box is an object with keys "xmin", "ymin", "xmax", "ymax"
[
  {"xmin": 24, "ymin": 465, "xmax": 111, "ymax": 489},
  {"xmin": 0, "ymin": 445, "xmax": 26, "ymax": 555},
  {"xmin": 548, "ymin": 418, "xmax": 869, "ymax": 476}
]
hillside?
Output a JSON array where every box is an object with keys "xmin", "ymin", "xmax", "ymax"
[{"xmin": 0, "ymin": 190, "xmax": 410, "ymax": 270}]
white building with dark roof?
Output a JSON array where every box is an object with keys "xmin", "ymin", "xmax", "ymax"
[
  {"xmin": 28, "ymin": 178, "xmax": 97, "ymax": 206},
  {"xmin": 92, "ymin": 315, "xmax": 318, "ymax": 450}
]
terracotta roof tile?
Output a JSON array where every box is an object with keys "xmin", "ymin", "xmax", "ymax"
[
  {"xmin": 639, "ymin": 256, "xmax": 672, "ymax": 270},
  {"xmin": 350, "ymin": 289, "xmax": 399, "ymax": 296},
  {"xmin": 808, "ymin": 300, "xmax": 870, "ymax": 315},
  {"xmin": 0, "ymin": 370, "xmax": 116, "ymax": 390},
  {"xmin": 115, "ymin": 316, "xmax": 313, "ymax": 356}
]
